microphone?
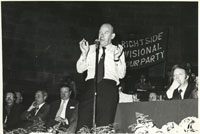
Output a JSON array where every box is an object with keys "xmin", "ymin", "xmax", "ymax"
[
  {"xmin": 94, "ymin": 39, "xmax": 100, "ymax": 49},
  {"xmin": 94, "ymin": 39, "xmax": 100, "ymax": 46}
]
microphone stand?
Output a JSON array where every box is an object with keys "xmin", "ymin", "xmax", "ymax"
[{"xmin": 93, "ymin": 40, "xmax": 100, "ymax": 132}]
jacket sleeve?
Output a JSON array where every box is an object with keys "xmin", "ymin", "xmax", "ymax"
[{"xmin": 20, "ymin": 110, "xmax": 31, "ymax": 121}]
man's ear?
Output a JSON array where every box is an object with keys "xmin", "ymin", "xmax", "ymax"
[{"xmin": 111, "ymin": 33, "xmax": 116, "ymax": 39}]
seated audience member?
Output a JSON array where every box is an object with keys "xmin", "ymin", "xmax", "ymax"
[
  {"xmin": 135, "ymin": 74, "xmax": 152, "ymax": 90},
  {"xmin": 63, "ymin": 76, "xmax": 77, "ymax": 99},
  {"xmin": 46, "ymin": 84, "xmax": 78, "ymax": 133},
  {"xmin": 149, "ymin": 92, "xmax": 157, "ymax": 101},
  {"xmin": 15, "ymin": 90, "xmax": 23, "ymax": 104},
  {"xmin": 190, "ymin": 76, "xmax": 198, "ymax": 99},
  {"xmin": 132, "ymin": 93, "xmax": 140, "ymax": 102},
  {"xmin": 166, "ymin": 64, "xmax": 196, "ymax": 100},
  {"xmin": 3, "ymin": 91, "xmax": 24, "ymax": 131},
  {"xmin": 21, "ymin": 90, "xmax": 50, "ymax": 128}
]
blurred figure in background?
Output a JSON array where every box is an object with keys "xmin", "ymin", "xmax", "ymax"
[
  {"xmin": 149, "ymin": 92, "xmax": 157, "ymax": 101},
  {"xmin": 135, "ymin": 74, "xmax": 151, "ymax": 90},
  {"xmin": 63, "ymin": 76, "xmax": 77, "ymax": 100},
  {"xmin": 186, "ymin": 62, "xmax": 197, "ymax": 82},
  {"xmin": 190, "ymin": 76, "xmax": 198, "ymax": 99},
  {"xmin": 15, "ymin": 90, "xmax": 23, "ymax": 104},
  {"xmin": 3, "ymin": 91, "xmax": 24, "ymax": 131}
]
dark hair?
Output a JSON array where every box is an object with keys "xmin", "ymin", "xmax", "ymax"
[
  {"xmin": 5, "ymin": 91, "xmax": 16, "ymax": 99},
  {"xmin": 60, "ymin": 83, "xmax": 72, "ymax": 91},
  {"xmin": 14, "ymin": 90, "xmax": 23, "ymax": 97},
  {"xmin": 171, "ymin": 63, "xmax": 190, "ymax": 76}
]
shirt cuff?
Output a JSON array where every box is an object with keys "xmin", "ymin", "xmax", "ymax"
[{"xmin": 65, "ymin": 118, "xmax": 69, "ymax": 125}]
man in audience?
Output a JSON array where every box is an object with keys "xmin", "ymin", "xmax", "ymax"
[
  {"xmin": 166, "ymin": 64, "xmax": 196, "ymax": 99},
  {"xmin": 15, "ymin": 90, "xmax": 23, "ymax": 104},
  {"xmin": 63, "ymin": 75, "xmax": 77, "ymax": 99},
  {"xmin": 46, "ymin": 84, "xmax": 78, "ymax": 133},
  {"xmin": 149, "ymin": 92, "xmax": 157, "ymax": 101},
  {"xmin": 190, "ymin": 76, "xmax": 198, "ymax": 99},
  {"xmin": 135, "ymin": 74, "xmax": 152, "ymax": 90},
  {"xmin": 3, "ymin": 91, "xmax": 24, "ymax": 131},
  {"xmin": 21, "ymin": 90, "xmax": 50, "ymax": 128}
]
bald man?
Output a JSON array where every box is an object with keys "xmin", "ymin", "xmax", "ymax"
[{"xmin": 76, "ymin": 23, "xmax": 126, "ymax": 130}]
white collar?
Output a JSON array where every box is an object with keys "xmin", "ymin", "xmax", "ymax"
[
  {"xmin": 178, "ymin": 82, "xmax": 188, "ymax": 92},
  {"xmin": 100, "ymin": 43, "xmax": 112, "ymax": 49},
  {"xmin": 178, "ymin": 82, "xmax": 188, "ymax": 99},
  {"xmin": 61, "ymin": 99, "xmax": 69, "ymax": 103},
  {"xmin": 37, "ymin": 102, "xmax": 45, "ymax": 109}
]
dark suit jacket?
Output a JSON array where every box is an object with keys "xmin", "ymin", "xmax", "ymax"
[
  {"xmin": 172, "ymin": 82, "xmax": 196, "ymax": 99},
  {"xmin": 21, "ymin": 103, "xmax": 50, "ymax": 128},
  {"xmin": 47, "ymin": 99, "xmax": 78, "ymax": 133},
  {"xmin": 3, "ymin": 103, "xmax": 24, "ymax": 130}
]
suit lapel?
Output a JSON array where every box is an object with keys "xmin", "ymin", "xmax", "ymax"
[
  {"xmin": 65, "ymin": 99, "xmax": 71, "ymax": 119},
  {"xmin": 35, "ymin": 103, "xmax": 46, "ymax": 116},
  {"xmin": 55, "ymin": 100, "xmax": 62, "ymax": 115},
  {"xmin": 184, "ymin": 83, "xmax": 194, "ymax": 99},
  {"xmin": 173, "ymin": 88, "xmax": 179, "ymax": 99}
]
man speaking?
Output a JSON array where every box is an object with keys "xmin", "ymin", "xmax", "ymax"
[{"xmin": 76, "ymin": 23, "xmax": 126, "ymax": 130}]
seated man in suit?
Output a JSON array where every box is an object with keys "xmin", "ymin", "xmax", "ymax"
[
  {"xmin": 46, "ymin": 84, "xmax": 78, "ymax": 133},
  {"xmin": 166, "ymin": 64, "xmax": 196, "ymax": 100},
  {"xmin": 21, "ymin": 90, "xmax": 50, "ymax": 128},
  {"xmin": 3, "ymin": 91, "xmax": 24, "ymax": 131}
]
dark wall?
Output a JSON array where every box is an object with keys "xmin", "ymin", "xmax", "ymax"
[{"xmin": 2, "ymin": 2, "xmax": 198, "ymax": 96}]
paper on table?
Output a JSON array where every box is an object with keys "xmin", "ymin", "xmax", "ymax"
[{"xmin": 119, "ymin": 91, "xmax": 133, "ymax": 103}]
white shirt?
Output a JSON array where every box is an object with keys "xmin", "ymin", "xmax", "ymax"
[
  {"xmin": 166, "ymin": 82, "xmax": 188, "ymax": 99},
  {"xmin": 59, "ymin": 99, "xmax": 69, "ymax": 119},
  {"xmin": 35, "ymin": 102, "xmax": 45, "ymax": 115},
  {"xmin": 76, "ymin": 44, "xmax": 126, "ymax": 85}
]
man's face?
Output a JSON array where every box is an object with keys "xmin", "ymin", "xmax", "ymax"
[
  {"xmin": 98, "ymin": 24, "xmax": 115, "ymax": 47},
  {"xmin": 15, "ymin": 92, "xmax": 23, "ymax": 104},
  {"xmin": 149, "ymin": 93, "xmax": 157, "ymax": 101},
  {"xmin": 173, "ymin": 68, "xmax": 188, "ymax": 85},
  {"xmin": 60, "ymin": 87, "xmax": 71, "ymax": 100},
  {"xmin": 5, "ymin": 93, "xmax": 15, "ymax": 106},
  {"xmin": 35, "ymin": 91, "xmax": 46, "ymax": 105}
]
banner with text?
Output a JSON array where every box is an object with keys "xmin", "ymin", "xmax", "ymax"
[{"xmin": 121, "ymin": 30, "xmax": 168, "ymax": 69}]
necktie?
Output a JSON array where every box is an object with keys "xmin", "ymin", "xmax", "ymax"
[
  {"xmin": 56, "ymin": 100, "xmax": 66, "ymax": 118},
  {"xmin": 34, "ymin": 106, "xmax": 39, "ymax": 115},
  {"xmin": 178, "ymin": 89, "xmax": 183, "ymax": 99},
  {"xmin": 97, "ymin": 47, "xmax": 106, "ymax": 83}
]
